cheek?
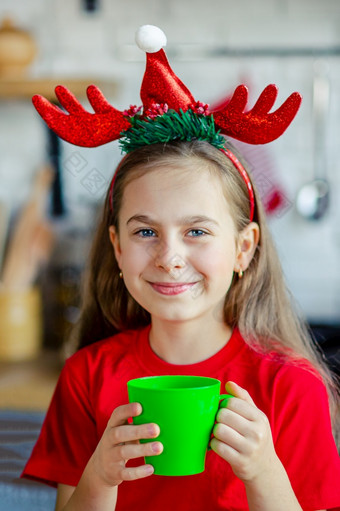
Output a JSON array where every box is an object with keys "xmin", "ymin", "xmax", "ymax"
[
  {"xmin": 119, "ymin": 241, "xmax": 153, "ymax": 272},
  {"xmin": 195, "ymin": 243, "xmax": 236, "ymax": 274}
]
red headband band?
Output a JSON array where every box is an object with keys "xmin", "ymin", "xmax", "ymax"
[{"xmin": 220, "ymin": 148, "xmax": 255, "ymax": 222}]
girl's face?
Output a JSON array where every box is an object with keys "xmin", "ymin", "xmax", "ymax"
[{"xmin": 110, "ymin": 162, "xmax": 256, "ymax": 325}]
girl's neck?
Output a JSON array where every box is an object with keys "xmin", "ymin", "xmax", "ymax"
[{"xmin": 149, "ymin": 315, "xmax": 232, "ymax": 365}]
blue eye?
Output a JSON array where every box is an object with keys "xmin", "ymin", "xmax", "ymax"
[
  {"xmin": 188, "ymin": 229, "xmax": 206, "ymax": 237},
  {"xmin": 136, "ymin": 229, "xmax": 156, "ymax": 237}
]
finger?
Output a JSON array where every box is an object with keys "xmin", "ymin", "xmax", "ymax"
[
  {"xmin": 213, "ymin": 422, "xmax": 245, "ymax": 453},
  {"xmin": 107, "ymin": 403, "xmax": 142, "ymax": 429},
  {"xmin": 210, "ymin": 436, "xmax": 241, "ymax": 464},
  {"xmin": 120, "ymin": 464, "xmax": 155, "ymax": 481},
  {"xmin": 225, "ymin": 382, "xmax": 256, "ymax": 406},
  {"xmin": 220, "ymin": 397, "xmax": 258, "ymax": 422},
  {"xmin": 216, "ymin": 407, "xmax": 254, "ymax": 437},
  {"xmin": 108, "ymin": 423, "xmax": 160, "ymax": 445},
  {"xmin": 113, "ymin": 440, "xmax": 163, "ymax": 462}
]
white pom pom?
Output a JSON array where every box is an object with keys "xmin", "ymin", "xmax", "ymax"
[{"xmin": 135, "ymin": 25, "xmax": 167, "ymax": 53}]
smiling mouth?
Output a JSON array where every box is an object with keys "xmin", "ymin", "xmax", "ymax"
[{"xmin": 149, "ymin": 281, "xmax": 198, "ymax": 296}]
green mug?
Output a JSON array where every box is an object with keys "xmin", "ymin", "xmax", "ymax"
[{"xmin": 127, "ymin": 375, "xmax": 231, "ymax": 476}]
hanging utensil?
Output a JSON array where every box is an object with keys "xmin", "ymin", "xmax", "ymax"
[
  {"xmin": 296, "ymin": 61, "xmax": 330, "ymax": 220},
  {"xmin": 0, "ymin": 200, "xmax": 9, "ymax": 274}
]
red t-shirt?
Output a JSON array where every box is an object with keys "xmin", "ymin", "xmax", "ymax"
[{"xmin": 22, "ymin": 326, "xmax": 340, "ymax": 510}]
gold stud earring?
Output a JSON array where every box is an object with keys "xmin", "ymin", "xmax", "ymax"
[
  {"xmin": 238, "ymin": 269, "xmax": 243, "ymax": 279},
  {"xmin": 119, "ymin": 271, "xmax": 123, "ymax": 279}
]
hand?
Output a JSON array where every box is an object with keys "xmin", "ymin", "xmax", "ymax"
[
  {"xmin": 210, "ymin": 382, "xmax": 278, "ymax": 483},
  {"xmin": 89, "ymin": 402, "xmax": 163, "ymax": 488}
]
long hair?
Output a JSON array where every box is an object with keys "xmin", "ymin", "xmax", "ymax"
[{"xmin": 70, "ymin": 140, "xmax": 339, "ymax": 440}]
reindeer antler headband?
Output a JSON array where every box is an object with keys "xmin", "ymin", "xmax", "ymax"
[{"xmin": 32, "ymin": 25, "xmax": 302, "ymax": 222}]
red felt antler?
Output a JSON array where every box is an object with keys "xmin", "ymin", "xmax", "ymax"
[
  {"xmin": 212, "ymin": 84, "xmax": 302, "ymax": 145},
  {"xmin": 32, "ymin": 85, "xmax": 131, "ymax": 147}
]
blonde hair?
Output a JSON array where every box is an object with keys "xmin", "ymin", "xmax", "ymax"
[{"xmin": 71, "ymin": 140, "xmax": 339, "ymax": 441}]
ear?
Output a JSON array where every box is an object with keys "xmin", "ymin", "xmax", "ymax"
[
  {"xmin": 234, "ymin": 222, "xmax": 260, "ymax": 273},
  {"xmin": 109, "ymin": 226, "xmax": 122, "ymax": 269}
]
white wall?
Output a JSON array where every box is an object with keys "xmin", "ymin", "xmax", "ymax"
[{"xmin": 1, "ymin": 0, "xmax": 340, "ymax": 323}]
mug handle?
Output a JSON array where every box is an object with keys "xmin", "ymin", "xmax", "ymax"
[{"xmin": 207, "ymin": 393, "xmax": 234, "ymax": 451}]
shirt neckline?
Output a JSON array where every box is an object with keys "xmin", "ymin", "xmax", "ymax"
[{"xmin": 134, "ymin": 324, "xmax": 245, "ymax": 376}]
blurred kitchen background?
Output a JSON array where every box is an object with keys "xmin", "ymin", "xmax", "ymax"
[{"xmin": 0, "ymin": 0, "xmax": 340, "ymax": 406}]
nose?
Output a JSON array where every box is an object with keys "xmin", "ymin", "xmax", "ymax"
[{"xmin": 153, "ymin": 240, "xmax": 186, "ymax": 276}]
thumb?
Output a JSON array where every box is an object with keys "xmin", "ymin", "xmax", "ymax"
[{"xmin": 225, "ymin": 381, "xmax": 255, "ymax": 406}]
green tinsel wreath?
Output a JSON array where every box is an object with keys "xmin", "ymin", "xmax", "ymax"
[{"xmin": 119, "ymin": 109, "xmax": 225, "ymax": 153}]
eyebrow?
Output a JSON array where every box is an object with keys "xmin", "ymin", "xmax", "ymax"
[{"xmin": 126, "ymin": 214, "xmax": 220, "ymax": 227}]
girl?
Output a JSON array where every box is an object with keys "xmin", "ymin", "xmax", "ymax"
[
  {"xmin": 22, "ymin": 140, "xmax": 340, "ymax": 511},
  {"xmin": 22, "ymin": 26, "xmax": 340, "ymax": 511}
]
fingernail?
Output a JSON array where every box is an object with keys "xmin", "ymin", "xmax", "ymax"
[
  {"xmin": 148, "ymin": 424, "xmax": 159, "ymax": 437},
  {"xmin": 145, "ymin": 465, "xmax": 154, "ymax": 475},
  {"xmin": 131, "ymin": 402, "xmax": 142, "ymax": 415},
  {"xmin": 151, "ymin": 442, "xmax": 163, "ymax": 454}
]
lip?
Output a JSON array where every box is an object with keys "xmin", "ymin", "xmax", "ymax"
[{"xmin": 149, "ymin": 281, "xmax": 198, "ymax": 296}]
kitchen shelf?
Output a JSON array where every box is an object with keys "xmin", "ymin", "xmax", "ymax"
[{"xmin": 0, "ymin": 76, "xmax": 118, "ymax": 100}]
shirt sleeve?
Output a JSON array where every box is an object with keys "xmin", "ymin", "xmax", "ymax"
[
  {"xmin": 272, "ymin": 365, "xmax": 340, "ymax": 511},
  {"xmin": 21, "ymin": 351, "xmax": 99, "ymax": 488}
]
